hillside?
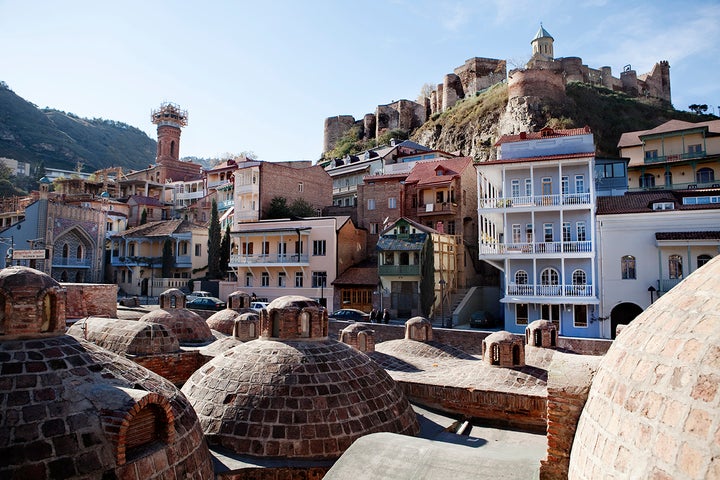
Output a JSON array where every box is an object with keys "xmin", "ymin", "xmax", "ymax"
[
  {"xmin": 0, "ymin": 82, "xmax": 156, "ymax": 173},
  {"xmin": 412, "ymin": 82, "xmax": 716, "ymax": 160}
]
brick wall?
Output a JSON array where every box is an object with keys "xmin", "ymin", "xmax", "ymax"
[
  {"xmin": 259, "ymin": 163, "xmax": 332, "ymax": 219},
  {"xmin": 63, "ymin": 283, "xmax": 117, "ymax": 319},
  {"xmin": 133, "ymin": 350, "xmax": 207, "ymax": 386},
  {"xmin": 217, "ymin": 466, "xmax": 330, "ymax": 480},
  {"xmin": 508, "ymin": 68, "xmax": 566, "ymax": 103}
]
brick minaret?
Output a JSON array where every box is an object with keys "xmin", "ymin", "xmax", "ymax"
[{"xmin": 151, "ymin": 102, "xmax": 188, "ymax": 164}]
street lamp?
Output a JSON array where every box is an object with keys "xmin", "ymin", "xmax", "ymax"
[
  {"xmin": 439, "ymin": 278, "xmax": 446, "ymax": 328},
  {"xmin": 648, "ymin": 285, "xmax": 657, "ymax": 304}
]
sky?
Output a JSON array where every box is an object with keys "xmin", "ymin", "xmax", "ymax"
[{"xmin": 1, "ymin": 0, "xmax": 719, "ymax": 163}]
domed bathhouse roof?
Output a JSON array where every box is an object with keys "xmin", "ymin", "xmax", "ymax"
[
  {"xmin": 339, "ymin": 322, "xmax": 375, "ymax": 353},
  {"xmin": 404, "ymin": 316, "xmax": 433, "ymax": 342},
  {"xmin": 206, "ymin": 308, "xmax": 241, "ymax": 335},
  {"xmin": 0, "ymin": 267, "xmax": 214, "ymax": 479},
  {"xmin": 181, "ymin": 295, "xmax": 419, "ymax": 460},
  {"xmin": 482, "ymin": 330, "xmax": 525, "ymax": 368},
  {"xmin": 139, "ymin": 289, "xmax": 214, "ymax": 345},
  {"xmin": 67, "ymin": 317, "xmax": 180, "ymax": 356},
  {"xmin": 568, "ymin": 256, "xmax": 720, "ymax": 479}
]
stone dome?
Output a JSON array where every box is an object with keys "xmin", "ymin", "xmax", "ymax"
[
  {"xmin": 0, "ymin": 268, "xmax": 213, "ymax": 480},
  {"xmin": 67, "ymin": 317, "xmax": 180, "ymax": 355},
  {"xmin": 139, "ymin": 308, "xmax": 214, "ymax": 345},
  {"xmin": 182, "ymin": 338, "xmax": 419, "ymax": 460},
  {"xmin": 569, "ymin": 256, "xmax": 720, "ymax": 479},
  {"xmin": 206, "ymin": 309, "xmax": 241, "ymax": 335},
  {"xmin": 404, "ymin": 316, "xmax": 433, "ymax": 342},
  {"xmin": 199, "ymin": 336, "xmax": 242, "ymax": 357}
]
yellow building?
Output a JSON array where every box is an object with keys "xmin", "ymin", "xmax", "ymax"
[{"xmin": 619, "ymin": 119, "xmax": 720, "ymax": 191}]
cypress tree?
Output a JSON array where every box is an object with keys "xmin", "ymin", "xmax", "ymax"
[
  {"xmin": 208, "ymin": 199, "xmax": 221, "ymax": 279},
  {"xmin": 219, "ymin": 224, "xmax": 231, "ymax": 277}
]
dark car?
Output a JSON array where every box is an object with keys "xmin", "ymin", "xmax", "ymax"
[
  {"xmin": 186, "ymin": 296, "xmax": 226, "ymax": 311},
  {"xmin": 328, "ymin": 309, "xmax": 370, "ymax": 322}
]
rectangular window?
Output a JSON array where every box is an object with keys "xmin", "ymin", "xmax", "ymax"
[
  {"xmin": 242, "ymin": 242, "xmax": 254, "ymax": 255},
  {"xmin": 645, "ymin": 150, "xmax": 658, "ymax": 159},
  {"xmin": 562, "ymin": 222, "xmax": 571, "ymax": 242},
  {"xmin": 544, "ymin": 223, "xmax": 553, "ymax": 242},
  {"xmin": 313, "ymin": 240, "xmax": 326, "ymax": 256},
  {"xmin": 561, "ymin": 176, "xmax": 569, "ymax": 195},
  {"xmin": 573, "ymin": 304, "xmax": 588, "ymax": 327},
  {"xmin": 278, "ymin": 242, "xmax": 287, "ymax": 257},
  {"xmin": 542, "ymin": 177, "xmax": 552, "ymax": 195},
  {"xmin": 516, "ymin": 304, "xmax": 528, "ymax": 325},
  {"xmin": 295, "ymin": 240, "xmax": 304, "ymax": 255},
  {"xmin": 388, "ymin": 197, "xmax": 397, "ymax": 209},
  {"xmin": 298, "ymin": 182, "xmax": 304, "ymax": 192},
  {"xmin": 295, "ymin": 272, "xmax": 303, "ymax": 287},
  {"xmin": 368, "ymin": 198, "xmax": 375, "ymax": 210},
  {"xmin": 194, "ymin": 244, "xmax": 201, "ymax": 256},
  {"xmin": 261, "ymin": 241, "xmax": 270, "ymax": 255},
  {"xmin": 541, "ymin": 304, "xmax": 560, "ymax": 325},
  {"xmin": 688, "ymin": 144, "xmax": 702, "ymax": 154},
  {"xmin": 370, "ymin": 223, "xmax": 379, "ymax": 234},
  {"xmin": 436, "ymin": 191, "xmax": 445, "ymax": 203},
  {"xmin": 447, "ymin": 221, "xmax": 456, "ymax": 235},
  {"xmin": 311, "ymin": 271, "xmax": 327, "ymax": 288},
  {"xmin": 526, "ymin": 224, "xmax": 533, "ymax": 243},
  {"xmin": 576, "ymin": 222, "xmax": 586, "ymax": 242},
  {"xmin": 261, "ymin": 272, "xmax": 269, "ymax": 287},
  {"xmin": 278, "ymin": 272, "xmax": 286, "ymax": 287},
  {"xmin": 525, "ymin": 178, "xmax": 532, "ymax": 197},
  {"xmin": 511, "ymin": 179, "xmax": 520, "ymax": 198},
  {"xmin": 575, "ymin": 175, "xmax": 585, "ymax": 193},
  {"xmin": 512, "ymin": 224, "xmax": 521, "ymax": 243},
  {"xmin": 245, "ymin": 272, "xmax": 253, "ymax": 287},
  {"xmin": 621, "ymin": 255, "xmax": 636, "ymax": 279}
]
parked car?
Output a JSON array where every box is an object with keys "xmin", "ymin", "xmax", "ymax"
[
  {"xmin": 469, "ymin": 310, "xmax": 493, "ymax": 328},
  {"xmin": 328, "ymin": 309, "xmax": 370, "ymax": 322},
  {"xmin": 187, "ymin": 296, "xmax": 227, "ymax": 311},
  {"xmin": 186, "ymin": 290, "xmax": 213, "ymax": 302},
  {"xmin": 250, "ymin": 301, "xmax": 270, "ymax": 312}
]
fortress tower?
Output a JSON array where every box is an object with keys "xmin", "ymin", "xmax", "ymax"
[
  {"xmin": 531, "ymin": 24, "xmax": 554, "ymax": 60},
  {"xmin": 151, "ymin": 102, "xmax": 188, "ymax": 165}
]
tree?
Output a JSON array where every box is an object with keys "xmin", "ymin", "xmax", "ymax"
[
  {"xmin": 417, "ymin": 83, "xmax": 435, "ymax": 102},
  {"xmin": 267, "ymin": 196, "xmax": 291, "ymax": 219},
  {"xmin": 289, "ymin": 198, "xmax": 317, "ymax": 218},
  {"xmin": 207, "ymin": 199, "xmax": 222, "ymax": 279},
  {"xmin": 161, "ymin": 239, "xmax": 174, "ymax": 278},
  {"xmin": 219, "ymin": 224, "xmax": 231, "ymax": 276},
  {"xmin": 689, "ymin": 104, "xmax": 709, "ymax": 115},
  {"xmin": 140, "ymin": 208, "xmax": 148, "ymax": 225}
]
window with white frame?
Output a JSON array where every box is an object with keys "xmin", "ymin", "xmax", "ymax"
[
  {"xmin": 311, "ymin": 271, "xmax": 327, "ymax": 288},
  {"xmin": 295, "ymin": 272, "xmax": 303, "ymax": 287},
  {"xmin": 261, "ymin": 241, "xmax": 270, "ymax": 255},
  {"xmin": 698, "ymin": 254, "xmax": 712, "ymax": 268},
  {"xmin": 562, "ymin": 222, "xmax": 571, "ymax": 242},
  {"xmin": 572, "ymin": 269, "xmax": 586, "ymax": 285},
  {"xmin": 526, "ymin": 224, "xmax": 533, "ymax": 243},
  {"xmin": 298, "ymin": 182, "xmax": 304, "ymax": 193},
  {"xmin": 573, "ymin": 305, "xmax": 588, "ymax": 327},
  {"xmin": 313, "ymin": 240, "xmax": 326, "ymax": 256},
  {"xmin": 544, "ymin": 223, "xmax": 553, "ymax": 242},
  {"xmin": 542, "ymin": 177, "xmax": 552, "ymax": 195},
  {"xmin": 512, "ymin": 224, "xmax": 521, "ymax": 244},
  {"xmin": 278, "ymin": 272, "xmax": 286, "ymax": 287},
  {"xmin": 511, "ymin": 179, "xmax": 520, "ymax": 198},
  {"xmin": 576, "ymin": 222, "xmax": 586, "ymax": 242},
  {"xmin": 525, "ymin": 178, "xmax": 532, "ymax": 197},
  {"xmin": 541, "ymin": 268, "xmax": 559, "ymax": 285},
  {"xmin": 561, "ymin": 176, "xmax": 569, "ymax": 195},
  {"xmin": 541, "ymin": 304, "xmax": 560, "ymax": 324},
  {"xmin": 575, "ymin": 175, "xmax": 585, "ymax": 193},
  {"xmin": 370, "ymin": 223, "xmax": 379, "ymax": 234},
  {"xmin": 368, "ymin": 198, "xmax": 375, "ymax": 210},
  {"xmin": 388, "ymin": 197, "xmax": 397, "ymax": 209},
  {"xmin": 261, "ymin": 272, "xmax": 269, "ymax": 287},
  {"xmin": 515, "ymin": 270, "xmax": 528, "ymax": 284}
]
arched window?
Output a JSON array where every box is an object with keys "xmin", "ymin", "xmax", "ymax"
[
  {"xmin": 512, "ymin": 344, "xmax": 521, "ymax": 365},
  {"xmin": 170, "ymin": 140, "xmax": 176, "ymax": 158},
  {"xmin": 299, "ymin": 311, "xmax": 310, "ymax": 338},
  {"xmin": 541, "ymin": 268, "xmax": 559, "ymax": 285},
  {"xmin": 669, "ymin": 254, "xmax": 683, "ymax": 279},
  {"xmin": 621, "ymin": 255, "xmax": 636, "ymax": 279},
  {"xmin": 533, "ymin": 330, "xmax": 542, "ymax": 347},
  {"xmin": 271, "ymin": 310, "xmax": 281, "ymax": 337},
  {"xmin": 515, "ymin": 270, "xmax": 528, "ymax": 284},
  {"xmin": 76, "ymin": 245, "xmax": 83, "ymax": 259},
  {"xmin": 572, "ymin": 269, "xmax": 587, "ymax": 285},
  {"xmin": 639, "ymin": 173, "xmax": 655, "ymax": 188},
  {"xmin": 696, "ymin": 167, "xmax": 715, "ymax": 184},
  {"xmin": 698, "ymin": 254, "xmax": 712, "ymax": 268},
  {"xmin": 62, "ymin": 243, "xmax": 69, "ymax": 258},
  {"xmin": 491, "ymin": 344, "xmax": 500, "ymax": 365}
]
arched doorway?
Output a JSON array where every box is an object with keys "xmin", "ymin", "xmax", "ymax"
[{"xmin": 610, "ymin": 302, "xmax": 643, "ymax": 339}]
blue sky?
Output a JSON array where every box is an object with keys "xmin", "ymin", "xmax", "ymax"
[{"xmin": 1, "ymin": 0, "xmax": 719, "ymax": 163}]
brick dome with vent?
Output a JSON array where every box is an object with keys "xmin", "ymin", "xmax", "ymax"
[
  {"xmin": 139, "ymin": 288, "xmax": 214, "ymax": 345},
  {"xmin": 181, "ymin": 295, "xmax": 419, "ymax": 460},
  {"xmin": 0, "ymin": 267, "xmax": 214, "ymax": 479}
]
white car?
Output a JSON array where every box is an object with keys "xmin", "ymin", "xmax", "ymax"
[
  {"xmin": 186, "ymin": 290, "xmax": 213, "ymax": 302},
  {"xmin": 250, "ymin": 301, "xmax": 269, "ymax": 312}
]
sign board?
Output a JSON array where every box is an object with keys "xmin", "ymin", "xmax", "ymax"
[{"xmin": 12, "ymin": 249, "xmax": 47, "ymax": 260}]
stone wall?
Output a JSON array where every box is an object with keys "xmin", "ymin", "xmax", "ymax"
[
  {"xmin": 63, "ymin": 283, "xmax": 117, "ymax": 319},
  {"xmin": 376, "ymin": 100, "xmax": 426, "ymax": 137},
  {"xmin": 323, "ymin": 115, "xmax": 356, "ymax": 153},
  {"xmin": 217, "ymin": 466, "xmax": 330, "ymax": 480},
  {"xmin": 508, "ymin": 68, "xmax": 566, "ymax": 104}
]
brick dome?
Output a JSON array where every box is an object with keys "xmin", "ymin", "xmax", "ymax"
[
  {"xmin": 339, "ymin": 323, "xmax": 375, "ymax": 353},
  {"xmin": 139, "ymin": 308, "xmax": 214, "ymax": 345},
  {"xmin": 0, "ymin": 268, "xmax": 213, "ymax": 480},
  {"xmin": 404, "ymin": 316, "xmax": 433, "ymax": 342},
  {"xmin": 206, "ymin": 309, "xmax": 241, "ymax": 335},
  {"xmin": 0, "ymin": 266, "xmax": 66, "ymax": 336},
  {"xmin": 569, "ymin": 256, "xmax": 720, "ymax": 479},
  {"xmin": 67, "ymin": 317, "xmax": 180, "ymax": 355},
  {"xmin": 182, "ymin": 338, "xmax": 419, "ymax": 459},
  {"xmin": 199, "ymin": 336, "xmax": 242, "ymax": 357},
  {"xmin": 482, "ymin": 331, "xmax": 525, "ymax": 367}
]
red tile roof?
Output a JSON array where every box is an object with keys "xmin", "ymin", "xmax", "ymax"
[
  {"xmin": 403, "ymin": 157, "xmax": 472, "ymax": 186},
  {"xmin": 618, "ymin": 119, "xmax": 720, "ymax": 148}
]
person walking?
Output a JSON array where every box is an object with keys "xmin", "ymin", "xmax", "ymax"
[
  {"xmin": 382, "ymin": 308, "xmax": 390, "ymax": 324},
  {"xmin": 369, "ymin": 309, "xmax": 377, "ymax": 323}
]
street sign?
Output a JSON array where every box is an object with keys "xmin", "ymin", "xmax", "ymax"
[{"xmin": 12, "ymin": 249, "xmax": 47, "ymax": 260}]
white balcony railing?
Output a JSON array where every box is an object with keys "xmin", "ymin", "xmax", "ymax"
[
  {"xmin": 507, "ymin": 284, "xmax": 594, "ymax": 297},
  {"xmin": 229, "ymin": 253, "xmax": 309, "ymax": 265},
  {"xmin": 478, "ymin": 193, "xmax": 592, "ymax": 209},
  {"xmin": 480, "ymin": 241, "xmax": 592, "ymax": 255}
]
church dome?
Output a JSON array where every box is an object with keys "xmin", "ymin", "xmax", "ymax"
[{"xmin": 569, "ymin": 256, "xmax": 720, "ymax": 479}]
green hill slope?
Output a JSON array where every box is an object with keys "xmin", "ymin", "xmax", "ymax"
[{"xmin": 0, "ymin": 82, "xmax": 156, "ymax": 172}]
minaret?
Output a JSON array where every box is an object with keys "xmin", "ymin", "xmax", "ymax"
[
  {"xmin": 151, "ymin": 102, "xmax": 188, "ymax": 165},
  {"xmin": 531, "ymin": 23, "xmax": 554, "ymax": 60}
]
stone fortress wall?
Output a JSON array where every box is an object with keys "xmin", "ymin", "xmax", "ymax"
[{"xmin": 323, "ymin": 27, "xmax": 670, "ymax": 155}]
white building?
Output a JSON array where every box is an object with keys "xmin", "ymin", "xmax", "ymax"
[
  {"xmin": 596, "ymin": 190, "xmax": 720, "ymax": 337},
  {"xmin": 476, "ymin": 127, "xmax": 601, "ymax": 337}
]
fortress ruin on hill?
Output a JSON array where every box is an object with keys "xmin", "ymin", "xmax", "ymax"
[{"xmin": 323, "ymin": 25, "xmax": 671, "ymax": 155}]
